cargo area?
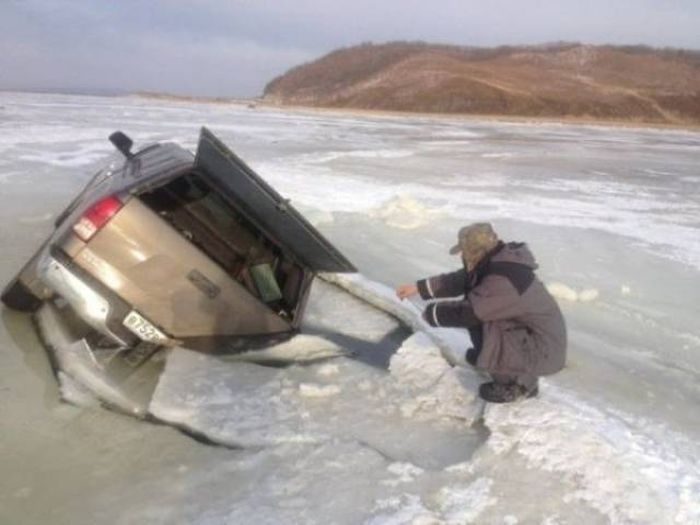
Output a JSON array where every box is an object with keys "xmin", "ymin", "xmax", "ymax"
[{"xmin": 139, "ymin": 171, "xmax": 308, "ymax": 324}]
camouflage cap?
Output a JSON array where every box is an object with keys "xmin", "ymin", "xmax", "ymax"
[{"xmin": 449, "ymin": 223, "xmax": 499, "ymax": 267}]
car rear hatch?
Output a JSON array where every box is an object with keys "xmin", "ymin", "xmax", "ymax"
[{"xmin": 194, "ymin": 127, "xmax": 356, "ymax": 274}]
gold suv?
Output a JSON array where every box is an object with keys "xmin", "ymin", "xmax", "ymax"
[{"xmin": 2, "ymin": 128, "xmax": 355, "ymax": 350}]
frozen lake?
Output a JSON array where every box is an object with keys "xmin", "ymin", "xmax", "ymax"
[{"xmin": 1, "ymin": 92, "xmax": 699, "ymax": 524}]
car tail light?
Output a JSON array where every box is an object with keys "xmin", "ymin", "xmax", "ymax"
[{"xmin": 72, "ymin": 195, "xmax": 123, "ymax": 242}]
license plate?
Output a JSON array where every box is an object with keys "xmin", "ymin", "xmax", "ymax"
[{"xmin": 123, "ymin": 310, "xmax": 168, "ymax": 344}]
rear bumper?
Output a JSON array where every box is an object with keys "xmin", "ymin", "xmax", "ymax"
[
  {"xmin": 34, "ymin": 302, "xmax": 162, "ymax": 417},
  {"xmin": 37, "ymin": 250, "xmax": 133, "ymax": 346}
]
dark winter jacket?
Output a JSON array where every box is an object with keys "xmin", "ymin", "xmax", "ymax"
[{"xmin": 417, "ymin": 242, "xmax": 567, "ymax": 378}]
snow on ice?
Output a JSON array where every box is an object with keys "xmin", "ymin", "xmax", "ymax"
[{"xmin": 2, "ymin": 92, "xmax": 699, "ymax": 524}]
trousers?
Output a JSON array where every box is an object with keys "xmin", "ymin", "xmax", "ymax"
[{"xmin": 468, "ymin": 325, "xmax": 538, "ymax": 389}]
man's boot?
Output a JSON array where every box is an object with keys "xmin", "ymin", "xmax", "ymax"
[{"xmin": 478, "ymin": 380, "xmax": 538, "ymax": 403}]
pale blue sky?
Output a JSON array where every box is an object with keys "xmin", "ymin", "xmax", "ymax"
[{"xmin": 1, "ymin": 0, "xmax": 698, "ymax": 97}]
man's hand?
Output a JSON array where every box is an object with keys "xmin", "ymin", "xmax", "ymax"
[{"xmin": 396, "ymin": 283, "xmax": 418, "ymax": 300}]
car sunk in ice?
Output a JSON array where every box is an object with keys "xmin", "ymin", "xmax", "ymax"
[{"xmin": 2, "ymin": 128, "xmax": 356, "ymax": 352}]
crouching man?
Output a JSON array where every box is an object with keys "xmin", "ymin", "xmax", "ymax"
[{"xmin": 396, "ymin": 223, "xmax": 567, "ymax": 403}]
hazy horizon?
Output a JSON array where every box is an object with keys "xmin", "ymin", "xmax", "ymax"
[{"xmin": 2, "ymin": 0, "xmax": 699, "ymax": 98}]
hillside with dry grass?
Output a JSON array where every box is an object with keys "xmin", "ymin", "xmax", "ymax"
[{"xmin": 263, "ymin": 42, "xmax": 700, "ymax": 125}]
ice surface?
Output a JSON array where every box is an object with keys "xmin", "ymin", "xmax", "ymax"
[
  {"xmin": 151, "ymin": 276, "xmax": 486, "ymax": 455},
  {"xmin": 149, "ymin": 273, "xmax": 700, "ymax": 523},
  {"xmin": 2, "ymin": 92, "xmax": 699, "ymax": 524},
  {"xmin": 298, "ymin": 382, "xmax": 342, "ymax": 397},
  {"xmin": 221, "ymin": 333, "xmax": 350, "ymax": 365},
  {"xmin": 433, "ymin": 478, "xmax": 497, "ymax": 523},
  {"xmin": 485, "ymin": 387, "xmax": 700, "ymax": 524},
  {"xmin": 57, "ymin": 371, "xmax": 101, "ymax": 408}
]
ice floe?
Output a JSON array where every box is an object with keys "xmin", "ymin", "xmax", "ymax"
[
  {"xmin": 546, "ymin": 281, "xmax": 600, "ymax": 303},
  {"xmin": 369, "ymin": 194, "xmax": 441, "ymax": 230},
  {"xmin": 148, "ymin": 274, "xmax": 700, "ymax": 524},
  {"xmin": 222, "ymin": 334, "xmax": 350, "ymax": 365}
]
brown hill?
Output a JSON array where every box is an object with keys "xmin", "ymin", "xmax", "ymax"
[{"xmin": 263, "ymin": 42, "xmax": 700, "ymax": 125}]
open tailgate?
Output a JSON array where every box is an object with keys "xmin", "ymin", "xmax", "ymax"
[{"xmin": 194, "ymin": 127, "xmax": 356, "ymax": 273}]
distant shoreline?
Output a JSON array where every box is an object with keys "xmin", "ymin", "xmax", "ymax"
[
  {"xmin": 125, "ymin": 92, "xmax": 700, "ymax": 132},
  {"xmin": 255, "ymin": 101, "xmax": 700, "ymax": 132},
  {"xmin": 2, "ymin": 89, "xmax": 699, "ymax": 132}
]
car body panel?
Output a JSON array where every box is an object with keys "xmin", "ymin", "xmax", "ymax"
[
  {"xmin": 72, "ymin": 198, "xmax": 292, "ymax": 338},
  {"xmin": 38, "ymin": 254, "xmax": 128, "ymax": 345}
]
